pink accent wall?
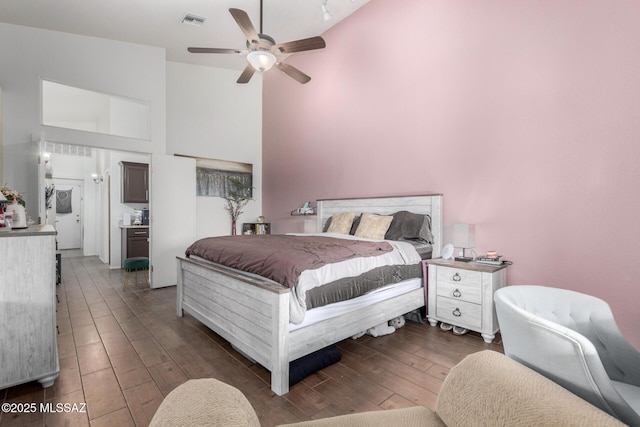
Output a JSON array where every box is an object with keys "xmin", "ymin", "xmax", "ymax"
[{"xmin": 263, "ymin": 0, "xmax": 640, "ymax": 348}]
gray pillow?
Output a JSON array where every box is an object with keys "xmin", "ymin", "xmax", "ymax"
[{"xmin": 385, "ymin": 211, "xmax": 433, "ymax": 244}]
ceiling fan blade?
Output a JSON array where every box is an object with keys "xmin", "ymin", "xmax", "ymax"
[
  {"xmin": 229, "ymin": 8, "xmax": 259, "ymax": 44},
  {"xmin": 237, "ymin": 64, "xmax": 256, "ymax": 84},
  {"xmin": 272, "ymin": 36, "xmax": 326, "ymax": 54},
  {"xmin": 276, "ymin": 62, "xmax": 311, "ymax": 84},
  {"xmin": 188, "ymin": 47, "xmax": 244, "ymax": 54}
]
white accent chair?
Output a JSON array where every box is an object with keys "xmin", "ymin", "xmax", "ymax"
[{"xmin": 494, "ymin": 285, "xmax": 640, "ymax": 426}]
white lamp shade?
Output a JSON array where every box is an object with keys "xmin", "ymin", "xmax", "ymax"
[{"xmin": 247, "ymin": 50, "xmax": 277, "ymax": 72}]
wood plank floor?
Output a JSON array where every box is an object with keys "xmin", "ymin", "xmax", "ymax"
[{"xmin": 0, "ymin": 255, "xmax": 503, "ymax": 427}]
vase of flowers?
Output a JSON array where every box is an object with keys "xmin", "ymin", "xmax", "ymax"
[
  {"xmin": 224, "ymin": 177, "xmax": 253, "ymax": 236},
  {"xmin": 1, "ymin": 185, "xmax": 26, "ymax": 228},
  {"xmin": 0, "ymin": 185, "xmax": 25, "ymax": 209}
]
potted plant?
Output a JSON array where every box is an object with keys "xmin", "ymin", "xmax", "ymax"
[{"xmin": 224, "ymin": 177, "xmax": 253, "ymax": 235}]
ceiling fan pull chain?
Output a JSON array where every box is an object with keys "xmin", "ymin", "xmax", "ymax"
[{"xmin": 259, "ymin": 0, "xmax": 263, "ymax": 34}]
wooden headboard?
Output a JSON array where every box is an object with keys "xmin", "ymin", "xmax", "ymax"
[{"xmin": 316, "ymin": 194, "xmax": 443, "ymax": 258}]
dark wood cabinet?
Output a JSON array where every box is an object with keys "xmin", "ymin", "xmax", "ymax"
[
  {"xmin": 121, "ymin": 227, "xmax": 149, "ymax": 267},
  {"xmin": 126, "ymin": 228, "xmax": 149, "ymax": 258},
  {"xmin": 121, "ymin": 162, "xmax": 149, "ymax": 203}
]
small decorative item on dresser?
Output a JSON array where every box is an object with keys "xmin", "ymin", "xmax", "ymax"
[
  {"xmin": 1, "ymin": 185, "xmax": 27, "ymax": 229},
  {"xmin": 0, "ymin": 191, "xmax": 7, "ymax": 227},
  {"xmin": 0, "ymin": 185, "xmax": 25, "ymax": 207},
  {"xmin": 6, "ymin": 199, "xmax": 28, "ymax": 228},
  {"xmin": 2, "ymin": 211, "xmax": 11, "ymax": 228}
]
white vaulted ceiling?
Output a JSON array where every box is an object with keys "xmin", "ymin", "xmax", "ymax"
[{"xmin": 0, "ymin": 0, "xmax": 368, "ymax": 70}]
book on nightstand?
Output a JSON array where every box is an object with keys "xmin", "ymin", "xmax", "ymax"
[{"xmin": 475, "ymin": 255, "xmax": 504, "ymax": 265}]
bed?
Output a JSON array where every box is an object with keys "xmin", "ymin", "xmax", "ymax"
[{"xmin": 176, "ymin": 194, "xmax": 443, "ymax": 395}]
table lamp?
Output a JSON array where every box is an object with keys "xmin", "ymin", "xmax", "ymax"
[{"xmin": 450, "ymin": 223, "xmax": 476, "ymax": 262}]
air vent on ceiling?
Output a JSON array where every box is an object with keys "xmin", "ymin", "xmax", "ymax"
[{"xmin": 182, "ymin": 14, "xmax": 206, "ymax": 27}]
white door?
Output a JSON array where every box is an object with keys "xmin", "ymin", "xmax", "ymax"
[
  {"xmin": 53, "ymin": 179, "xmax": 83, "ymax": 250},
  {"xmin": 149, "ymin": 154, "xmax": 196, "ymax": 288}
]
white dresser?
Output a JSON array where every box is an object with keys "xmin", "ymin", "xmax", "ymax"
[
  {"xmin": 0, "ymin": 225, "xmax": 59, "ymax": 388},
  {"xmin": 427, "ymin": 259, "xmax": 508, "ymax": 344}
]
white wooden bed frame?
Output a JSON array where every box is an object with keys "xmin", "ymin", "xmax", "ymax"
[{"xmin": 176, "ymin": 194, "xmax": 442, "ymax": 395}]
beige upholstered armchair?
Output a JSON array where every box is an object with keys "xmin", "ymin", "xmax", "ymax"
[
  {"xmin": 495, "ymin": 285, "xmax": 640, "ymax": 426},
  {"xmin": 150, "ymin": 350, "xmax": 623, "ymax": 427}
]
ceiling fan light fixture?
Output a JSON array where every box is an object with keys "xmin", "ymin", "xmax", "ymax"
[
  {"xmin": 247, "ymin": 50, "xmax": 277, "ymax": 72},
  {"xmin": 321, "ymin": 1, "xmax": 332, "ymax": 21},
  {"xmin": 187, "ymin": 1, "xmax": 325, "ymax": 84}
]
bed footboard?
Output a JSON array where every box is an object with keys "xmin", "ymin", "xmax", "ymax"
[{"xmin": 177, "ymin": 256, "xmax": 291, "ymax": 395}]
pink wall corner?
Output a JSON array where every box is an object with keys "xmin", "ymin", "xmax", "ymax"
[{"xmin": 263, "ymin": 0, "xmax": 640, "ymax": 348}]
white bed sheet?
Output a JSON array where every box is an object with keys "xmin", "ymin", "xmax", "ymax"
[{"xmin": 288, "ymin": 278, "xmax": 422, "ymax": 332}]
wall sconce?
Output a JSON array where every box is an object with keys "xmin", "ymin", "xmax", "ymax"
[
  {"xmin": 446, "ymin": 223, "xmax": 476, "ymax": 262},
  {"xmin": 91, "ymin": 173, "xmax": 103, "ymax": 184},
  {"xmin": 44, "ymin": 152, "xmax": 53, "ymax": 179}
]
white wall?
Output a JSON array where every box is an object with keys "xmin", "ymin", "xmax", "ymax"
[
  {"xmin": 0, "ymin": 24, "xmax": 265, "ymax": 280},
  {"xmin": 0, "ymin": 87, "xmax": 3, "ymax": 184},
  {"xmin": 166, "ymin": 62, "xmax": 263, "ymax": 238},
  {"xmin": 0, "ymin": 22, "xmax": 166, "ymax": 215}
]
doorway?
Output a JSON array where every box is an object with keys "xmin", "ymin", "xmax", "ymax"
[{"xmin": 51, "ymin": 178, "xmax": 83, "ymax": 250}]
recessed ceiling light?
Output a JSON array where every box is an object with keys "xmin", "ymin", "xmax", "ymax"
[{"xmin": 182, "ymin": 14, "xmax": 206, "ymax": 27}]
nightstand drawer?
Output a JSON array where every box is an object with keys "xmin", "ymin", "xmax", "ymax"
[
  {"xmin": 436, "ymin": 282, "xmax": 482, "ymax": 305},
  {"xmin": 436, "ymin": 297, "xmax": 482, "ymax": 329},
  {"xmin": 436, "ymin": 266, "xmax": 482, "ymax": 287}
]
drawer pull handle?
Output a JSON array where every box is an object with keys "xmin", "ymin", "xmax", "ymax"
[
  {"xmin": 134, "ymin": 231, "xmax": 147, "ymax": 235},
  {"xmin": 452, "ymin": 289, "xmax": 462, "ymax": 298},
  {"xmin": 452, "ymin": 308, "xmax": 462, "ymax": 317},
  {"xmin": 452, "ymin": 273, "xmax": 461, "ymax": 282}
]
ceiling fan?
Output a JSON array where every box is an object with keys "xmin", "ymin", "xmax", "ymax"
[{"xmin": 188, "ymin": 0, "xmax": 326, "ymax": 84}]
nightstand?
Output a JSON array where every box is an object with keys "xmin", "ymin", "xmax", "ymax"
[{"xmin": 426, "ymin": 259, "xmax": 508, "ymax": 344}]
